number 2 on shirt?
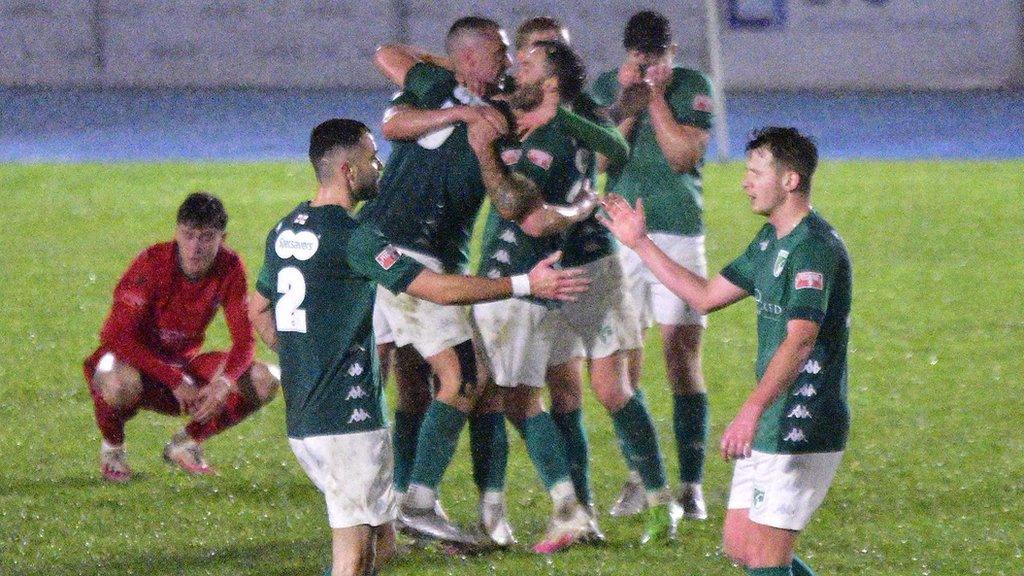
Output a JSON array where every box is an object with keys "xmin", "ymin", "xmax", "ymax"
[{"xmin": 275, "ymin": 266, "xmax": 307, "ymax": 333}]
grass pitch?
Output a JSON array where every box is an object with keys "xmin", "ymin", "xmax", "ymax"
[{"xmin": 1, "ymin": 160, "xmax": 1022, "ymax": 575}]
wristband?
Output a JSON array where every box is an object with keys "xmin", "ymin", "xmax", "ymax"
[{"xmin": 511, "ymin": 274, "xmax": 531, "ymax": 297}]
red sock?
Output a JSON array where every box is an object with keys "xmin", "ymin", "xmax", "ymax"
[{"xmin": 185, "ymin": 391, "xmax": 260, "ymax": 442}]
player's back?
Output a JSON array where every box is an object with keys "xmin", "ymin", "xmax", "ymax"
[{"xmin": 257, "ymin": 202, "xmax": 383, "ymax": 438}]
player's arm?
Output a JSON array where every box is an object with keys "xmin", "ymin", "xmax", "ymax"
[
  {"xmin": 406, "ymin": 251, "xmax": 588, "ymax": 305},
  {"xmin": 382, "ymin": 102, "xmax": 507, "ymax": 142},
  {"xmin": 247, "ymin": 291, "xmax": 278, "ymax": 352},
  {"xmin": 219, "ymin": 259, "xmax": 256, "ymax": 382},
  {"xmin": 720, "ymin": 320, "xmax": 820, "ymax": 460},
  {"xmin": 556, "ymin": 106, "xmax": 630, "ymax": 167},
  {"xmin": 374, "ymin": 44, "xmax": 453, "ymax": 87},
  {"xmin": 644, "ymin": 64, "xmax": 710, "ymax": 173},
  {"xmin": 99, "ymin": 252, "xmax": 191, "ymax": 390},
  {"xmin": 599, "ymin": 194, "xmax": 747, "ymax": 312}
]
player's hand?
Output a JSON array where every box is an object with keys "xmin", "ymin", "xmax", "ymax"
[
  {"xmin": 617, "ymin": 60, "xmax": 645, "ymax": 87},
  {"xmin": 597, "ymin": 194, "xmax": 649, "ymax": 249},
  {"xmin": 644, "ymin": 63, "xmax": 672, "ymax": 96},
  {"xmin": 720, "ymin": 403, "xmax": 761, "ymax": 461},
  {"xmin": 527, "ymin": 251, "xmax": 590, "ymax": 302},
  {"xmin": 466, "ymin": 107, "xmax": 508, "ymax": 154},
  {"xmin": 173, "ymin": 374, "xmax": 200, "ymax": 414},
  {"xmin": 456, "ymin": 70, "xmax": 487, "ymax": 98},
  {"xmin": 191, "ymin": 375, "xmax": 233, "ymax": 424}
]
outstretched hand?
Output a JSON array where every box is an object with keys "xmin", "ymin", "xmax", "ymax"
[
  {"xmin": 597, "ymin": 194, "xmax": 649, "ymax": 249},
  {"xmin": 527, "ymin": 251, "xmax": 590, "ymax": 301}
]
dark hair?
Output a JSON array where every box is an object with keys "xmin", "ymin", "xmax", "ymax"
[
  {"xmin": 515, "ymin": 17, "xmax": 566, "ymax": 50},
  {"xmin": 177, "ymin": 192, "xmax": 227, "ymax": 230},
  {"xmin": 624, "ymin": 10, "xmax": 671, "ymax": 54},
  {"xmin": 745, "ymin": 127, "xmax": 819, "ymax": 194},
  {"xmin": 446, "ymin": 16, "xmax": 502, "ymax": 54},
  {"xmin": 532, "ymin": 40, "xmax": 586, "ymax": 103},
  {"xmin": 309, "ymin": 118, "xmax": 369, "ymax": 183}
]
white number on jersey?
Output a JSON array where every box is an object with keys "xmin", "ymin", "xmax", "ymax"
[{"xmin": 275, "ymin": 266, "xmax": 307, "ymax": 333}]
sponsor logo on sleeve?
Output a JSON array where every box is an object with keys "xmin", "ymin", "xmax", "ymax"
[
  {"xmin": 375, "ymin": 245, "xmax": 401, "ymax": 270},
  {"xmin": 795, "ymin": 271, "xmax": 824, "ymax": 290},
  {"xmin": 526, "ymin": 149, "xmax": 553, "ymax": 170},
  {"xmin": 275, "ymin": 230, "xmax": 319, "ymax": 261},
  {"xmin": 692, "ymin": 94, "xmax": 713, "ymax": 113},
  {"xmin": 500, "ymin": 149, "xmax": 522, "ymax": 166}
]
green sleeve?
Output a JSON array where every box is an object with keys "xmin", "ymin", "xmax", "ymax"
[
  {"xmin": 254, "ymin": 230, "xmax": 275, "ymax": 299},
  {"xmin": 556, "ymin": 106, "xmax": 629, "ymax": 166},
  {"xmin": 588, "ymin": 70, "xmax": 618, "ymax": 107},
  {"xmin": 346, "ymin": 222, "xmax": 425, "ymax": 294},
  {"xmin": 667, "ymin": 69, "xmax": 714, "ymax": 130},
  {"xmin": 784, "ymin": 239, "xmax": 837, "ymax": 324}
]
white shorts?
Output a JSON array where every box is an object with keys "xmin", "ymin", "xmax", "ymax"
[
  {"xmin": 726, "ymin": 449, "xmax": 843, "ymax": 531},
  {"xmin": 548, "ymin": 255, "xmax": 643, "ymax": 361},
  {"xmin": 473, "ymin": 298, "xmax": 556, "ymax": 388},
  {"xmin": 373, "ymin": 247, "xmax": 474, "ymax": 359},
  {"xmin": 289, "ymin": 428, "xmax": 397, "ymax": 529},
  {"xmin": 618, "ymin": 233, "xmax": 708, "ymax": 328}
]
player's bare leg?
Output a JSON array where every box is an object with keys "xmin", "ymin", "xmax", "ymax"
[
  {"xmin": 610, "ymin": 347, "xmax": 648, "ymax": 517},
  {"xmin": 547, "ymin": 359, "xmax": 604, "ymax": 542},
  {"xmin": 589, "ymin": 351, "xmax": 677, "ymax": 544},
  {"xmin": 662, "ymin": 323, "xmax": 709, "ymax": 520},
  {"xmin": 328, "ymin": 524, "xmax": 375, "ymax": 576},
  {"xmin": 398, "ymin": 341, "xmax": 481, "ymax": 546},
  {"xmin": 723, "ymin": 508, "xmax": 800, "ymax": 572},
  {"xmin": 91, "ymin": 356, "xmax": 144, "ymax": 482},
  {"xmin": 372, "ymin": 523, "xmax": 397, "ymax": 572},
  {"xmin": 166, "ymin": 360, "xmax": 280, "ymax": 475}
]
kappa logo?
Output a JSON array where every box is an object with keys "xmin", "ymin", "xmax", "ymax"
[
  {"xmin": 793, "ymin": 384, "xmax": 817, "ymax": 397},
  {"xmin": 527, "ymin": 149, "xmax": 553, "ymax": 170},
  {"xmin": 783, "ymin": 427, "xmax": 807, "ymax": 442},
  {"xmin": 347, "ymin": 363, "xmax": 364, "ymax": 377},
  {"xmin": 292, "ymin": 213, "xmax": 308, "ymax": 225},
  {"xmin": 345, "ymin": 385, "xmax": 368, "ymax": 401},
  {"xmin": 692, "ymin": 94, "xmax": 714, "ymax": 113},
  {"xmin": 487, "ymin": 268, "xmax": 501, "ymax": 279},
  {"xmin": 787, "ymin": 405, "xmax": 812, "ymax": 419},
  {"xmin": 801, "ymin": 360, "xmax": 821, "ymax": 374},
  {"xmin": 795, "ymin": 270, "xmax": 824, "ymax": 290},
  {"xmin": 275, "ymin": 230, "xmax": 319, "ymax": 261},
  {"xmin": 494, "ymin": 249, "xmax": 510, "ymax": 264},
  {"xmin": 499, "ymin": 229, "xmax": 517, "ymax": 244},
  {"xmin": 375, "ymin": 245, "xmax": 400, "ymax": 270},
  {"xmin": 348, "ymin": 408, "xmax": 372, "ymax": 424},
  {"xmin": 773, "ymin": 250, "xmax": 789, "ymax": 277},
  {"xmin": 752, "ymin": 488, "xmax": 766, "ymax": 509},
  {"xmin": 501, "ymin": 149, "xmax": 522, "ymax": 166}
]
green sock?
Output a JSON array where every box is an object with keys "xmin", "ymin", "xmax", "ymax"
[
  {"xmin": 469, "ymin": 411, "xmax": 508, "ymax": 493},
  {"xmin": 611, "ymin": 394, "xmax": 667, "ymax": 491},
  {"xmin": 791, "ymin": 556, "xmax": 816, "ymax": 576},
  {"xmin": 745, "ymin": 568, "xmax": 793, "ymax": 576},
  {"xmin": 551, "ymin": 408, "xmax": 592, "ymax": 505},
  {"xmin": 519, "ymin": 412, "xmax": 572, "ymax": 490},
  {"xmin": 392, "ymin": 410, "xmax": 424, "ymax": 492},
  {"xmin": 673, "ymin": 392, "xmax": 709, "ymax": 483},
  {"xmin": 616, "ymin": 388, "xmax": 646, "ymax": 473},
  {"xmin": 408, "ymin": 400, "xmax": 467, "ymax": 489}
]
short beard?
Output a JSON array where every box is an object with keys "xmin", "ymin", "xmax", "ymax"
[
  {"xmin": 509, "ymin": 81, "xmax": 544, "ymax": 112},
  {"xmin": 352, "ymin": 181, "xmax": 379, "ymax": 202}
]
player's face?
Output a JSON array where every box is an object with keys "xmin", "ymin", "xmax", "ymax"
[
  {"xmin": 174, "ymin": 224, "xmax": 224, "ymax": 279},
  {"xmin": 625, "ymin": 48, "xmax": 670, "ymax": 74},
  {"xmin": 509, "ymin": 47, "xmax": 549, "ymax": 111},
  {"xmin": 349, "ymin": 133, "xmax": 384, "ymax": 202},
  {"xmin": 467, "ymin": 30, "xmax": 511, "ymax": 90},
  {"xmin": 743, "ymin": 147, "xmax": 789, "ymax": 216}
]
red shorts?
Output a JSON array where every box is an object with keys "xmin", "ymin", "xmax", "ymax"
[{"xmin": 84, "ymin": 349, "xmax": 239, "ymax": 415}]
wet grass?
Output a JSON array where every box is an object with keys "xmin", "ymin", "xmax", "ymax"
[{"xmin": 1, "ymin": 160, "xmax": 1022, "ymax": 575}]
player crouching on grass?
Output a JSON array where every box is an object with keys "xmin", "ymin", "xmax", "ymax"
[
  {"xmin": 84, "ymin": 192, "xmax": 280, "ymax": 482},
  {"xmin": 600, "ymin": 127, "xmax": 850, "ymax": 576}
]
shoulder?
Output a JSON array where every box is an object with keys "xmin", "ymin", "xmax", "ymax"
[
  {"xmin": 589, "ymin": 70, "xmax": 618, "ymax": 103},
  {"xmin": 406, "ymin": 62, "xmax": 457, "ymax": 95},
  {"xmin": 671, "ymin": 67, "xmax": 711, "ymax": 90},
  {"xmin": 213, "ymin": 245, "xmax": 246, "ymax": 277},
  {"xmin": 134, "ymin": 241, "xmax": 175, "ymax": 272}
]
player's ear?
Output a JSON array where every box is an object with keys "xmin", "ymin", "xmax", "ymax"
[
  {"xmin": 783, "ymin": 170, "xmax": 800, "ymax": 193},
  {"xmin": 666, "ymin": 43, "xmax": 678, "ymax": 61}
]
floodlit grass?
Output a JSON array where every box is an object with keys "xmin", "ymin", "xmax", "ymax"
[{"xmin": 1, "ymin": 160, "xmax": 1022, "ymax": 575}]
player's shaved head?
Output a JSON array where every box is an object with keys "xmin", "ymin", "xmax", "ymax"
[
  {"xmin": 309, "ymin": 118, "xmax": 370, "ymax": 184},
  {"xmin": 177, "ymin": 191, "xmax": 227, "ymax": 230},
  {"xmin": 445, "ymin": 16, "xmax": 503, "ymax": 54},
  {"xmin": 515, "ymin": 17, "xmax": 569, "ymax": 50},
  {"xmin": 746, "ymin": 127, "xmax": 818, "ymax": 194}
]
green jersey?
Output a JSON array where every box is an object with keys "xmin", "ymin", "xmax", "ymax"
[
  {"xmin": 361, "ymin": 62, "xmax": 504, "ymax": 273},
  {"xmin": 256, "ymin": 202, "xmax": 424, "ymax": 439},
  {"xmin": 590, "ymin": 67, "xmax": 714, "ymax": 236},
  {"xmin": 721, "ymin": 211, "xmax": 852, "ymax": 454}
]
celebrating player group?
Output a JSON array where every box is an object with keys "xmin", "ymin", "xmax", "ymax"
[{"xmin": 84, "ymin": 10, "xmax": 850, "ymax": 576}]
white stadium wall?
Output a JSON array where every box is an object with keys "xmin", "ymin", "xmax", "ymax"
[{"xmin": 0, "ymin": 0, "xmax": 1021, "ymax": 89}]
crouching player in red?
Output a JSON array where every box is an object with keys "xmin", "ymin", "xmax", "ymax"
[{"xmin": 84, "ymin": 192, "xmax": 280, "ymax": 482}]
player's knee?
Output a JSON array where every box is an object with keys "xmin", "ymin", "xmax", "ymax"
[
  {"xmin": 95, "ymin": 364, "xmax": 143, "ymax": 409},
  {"xmin": 593, "ymin": 384, "xmax": 630, "ymax": 413},
  {"xmin": 248, "ymin": 362, "xmax": 279, "ymax": 405}
]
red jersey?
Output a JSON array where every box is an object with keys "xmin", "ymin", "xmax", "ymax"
[{"xmin": 85, "ymin": 241, "xmax": 255, "ymax": 389}]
